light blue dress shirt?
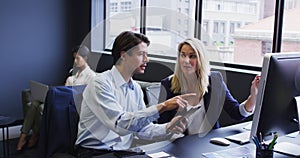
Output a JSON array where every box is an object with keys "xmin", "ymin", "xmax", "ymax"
[{"xmin": 76, "ymin": 66, "xmax": 168, "ymax": 150}]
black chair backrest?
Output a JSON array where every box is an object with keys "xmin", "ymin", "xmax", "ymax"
[
  {"xmin": 96, "ymin": 53, "xmax": 114, "ymax": 73},
  {"xmin": 133, "ymin": 61, "xmax": 173, "ymax": 82}
]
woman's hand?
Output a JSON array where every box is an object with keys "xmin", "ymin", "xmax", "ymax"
[
  {"xmin": 250, "ymin": 75, "xmax": 260, "ymax": 97},
  {"xmin": 157, "ymin": 93, "xmax": 196, "ymax": 114},
  {"xmin": 245, "ymin": 75, "xmax": 260, "ymax": 112}
]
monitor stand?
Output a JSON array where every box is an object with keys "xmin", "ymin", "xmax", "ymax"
[
  {"xmin": 294, "ymin": 96, "xmax": 300, "ymax": 130},
  {"xmin": 274, "ymin": 97, "xmax": 300, "ymax": 157}
]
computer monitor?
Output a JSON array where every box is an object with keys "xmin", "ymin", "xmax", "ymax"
[{"xmin": 250, "ymin": 52, "xmax": 300, "ymax": 141}]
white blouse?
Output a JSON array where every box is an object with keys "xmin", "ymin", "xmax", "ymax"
[
  {"xmin": 186, "ymin": 99, "xmax": 252, "ymax": 135},
  {"xmin": 186, "ymin": 99, "xmax": 208, "ymax": 135},
  {"xmin": 65, "ymin": 66, "xmax": 96, "ymax": 86}
]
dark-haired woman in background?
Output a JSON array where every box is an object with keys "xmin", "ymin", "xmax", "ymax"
[
  {"xmin": 17, "ymin": 45, "xmax": 95, "ymax": 151},
  {"xmin": 65, "ymin": 45, "xmax": 96, "ymax": 86}
]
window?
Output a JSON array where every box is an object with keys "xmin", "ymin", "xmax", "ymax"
[
  {"xmin": 262, "ymin": 41, "xmax": 272, "ymax": 55},
  {"xmin": 203, "ymin": 0, "xmax": 208, "ymax": 10},
  {"xmin": 91, "ymin": 0, "xmax": 195, "ymax": 57},
  {"xmin": 184, "ymin": 19, "xmax": 189, "ymax": 25},
  {"xmin": 110, "ymin": 2, "xmax": 118, "ymax": 12},
  {"xmin": 184, "ymin": 30, "xmax": 188, "ymax": 36},
  {"xmin": 220, "ymin": 22, "xmax": 225, "ymax": 34},
  {"xmin": 230, "ymin": 22, "xmax": 235, "ymax": 34},
  {"xmin": 217, "ymin": 4, "xmax": 221, "ymax": 11},
  {"xmin": 281, "ymin": 1, "xmax": 300, "ymax": 53},
  {"xmin": 203, "ymin": 20, "xmax": 209, "ymax": 33},
  {"xmin": 91, "ymin": 0, "xmax": 285, "ymax": 67},
  {"xmin": 213, "ymin": 22, "xmax": 219, "ymax": 33},
  {"xmin": 213, "ymin": 21, "xmax": 225, "ymax": 34},
  {"xmin": 120, "ymin": 1, "xmax": 132, "ymax": 12},
  {"xmin": 202, "ymin": 0, "xmax": 275, "ymax": 66},
  {"xmin": 185, "ymin": 8, "xmax": 189, "ymax": 15},
  {"xmin": 93, "ymin": 0, "xmax": 141, "ymax": 51},
  {"xmin": 145, "ymin": 0, "xmax": 196, "ymax": 57}
]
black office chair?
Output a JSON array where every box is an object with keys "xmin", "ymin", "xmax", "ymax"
[
  {"xmin": 95, "ymin": 53, "xmax": 114, "ymax": 73},
  {"xmin": 133, "ymin": 61, "xmax": 173, "ymax": 82}
]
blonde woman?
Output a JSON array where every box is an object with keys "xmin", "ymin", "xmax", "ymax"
[{"xmin": 158, "ymin": 38, "xmax": 260, "ymax": 135}]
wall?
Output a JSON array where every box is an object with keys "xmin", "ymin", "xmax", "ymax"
[
  {"xmin": 0, "ymin": 0, "xmax": 259, "ymax": 126},
  {"xmin": 0, "ymin": 0, "xmax": 90, "ymax": 118}
]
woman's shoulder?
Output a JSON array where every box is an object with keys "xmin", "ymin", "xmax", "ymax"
[
  {"xmin": 161, "ymin": 75, "xmax": 174, "ymax": 87},
  {"xmin": 209, "ymin": 71, "xmax": 223, "ymax": 81},
  {"xmin": 161, "ymin": 74, "xmax": 174, "ymax": 82},
  {"xmin": 210, "ymin": 71, "xmax": 221, "ymax": 76},
  {"xmin": 85, "ymin": 66, "xmax": 96, "ymax": 76},
  {"xmin": 66, "ymin": 75, "xmax": 75, "ymax": 81}
]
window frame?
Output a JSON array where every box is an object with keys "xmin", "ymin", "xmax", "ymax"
[{"xmin": 92, "ymin": 0, "xmax": 286, "ymax": 67}]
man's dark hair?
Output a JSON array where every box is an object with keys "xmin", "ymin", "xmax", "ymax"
[
  {"xmin": 72, "ymin": 45, "xmax": 90, "ymax": 58},
  {"xmin": 111, "ymin": 31, "xmax": 150, "ymax": 65}
]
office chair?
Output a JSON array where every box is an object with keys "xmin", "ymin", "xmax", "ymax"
[
  {"xmin": 133, "ymin": 61, "xmax": 173, "ymax": 82},
  {"xmin": 145, "ymin": 84, "xmax": 161, "ymax": 107},
  {"xmin": 37, "ymin": 85, "xmax": 86, "ymax": 158},
  {"xmin": 95, "ymin": 53, "xmax": 114, "ymax": 73}
]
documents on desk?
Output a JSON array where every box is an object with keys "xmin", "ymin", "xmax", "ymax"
[
  {"xmin": 285, "ymin": 131, "xmax": 299, "ymax": 138},
  {"xmin": 202, "ymin": 146, "xmax": 255, "ymax": 158},
  {"xmin": 148, "ymin": 151, "xmax": 176, "ymax": 158},
  {"xmin": 274, "ymin": 142, "xmax": 300, "ymax": 157},
  {"xmin": 225, "ymin": 131, "xmax": 250, "ymax": 144}
]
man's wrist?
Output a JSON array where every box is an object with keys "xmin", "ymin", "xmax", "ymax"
[{"xmin": 157, "ymin": 102, "xmax": 166, "ymax": 114}]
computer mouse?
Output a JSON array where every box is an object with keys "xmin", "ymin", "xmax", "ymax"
[{"xmin": 210, "ymin": 137, "xmax": 231, "ymax": 146}]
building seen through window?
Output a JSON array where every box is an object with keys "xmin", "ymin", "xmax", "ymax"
[
  {"xmin": 203, "ymin": 0, "xmax": 300, "ymax": 66},
  {"xmin": 92, "ymin": 0, "xmax": 300, "ymax": 67}
]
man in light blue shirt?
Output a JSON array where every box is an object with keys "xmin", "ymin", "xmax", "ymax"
[{"xmin": 76, "ymin": 31, "xmax": 194, "ymax": 157}]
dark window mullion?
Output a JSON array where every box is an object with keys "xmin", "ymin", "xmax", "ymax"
[
  {"xmin": 140, "ymin": 0, "xmax": 146, "ymax": 34},
  {"xmin": 272, "ymin": 0, "xmax": 284, "ymax": 53},
  {"xmin": 195, "ymin": 0, "xmax": 202, "ymax": 39},
  {"xmin": 103, "ymin": 0, "xmax": 107, "ymax": 51}
]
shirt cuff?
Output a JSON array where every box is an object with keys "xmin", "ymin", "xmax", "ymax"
[
  {"xmin": 145, "ymin": 105, "xmax": 160, "ymax": 120},
  {"xmin": 239, "ymin": 101, "xmax": 254, "ymax": 117}
]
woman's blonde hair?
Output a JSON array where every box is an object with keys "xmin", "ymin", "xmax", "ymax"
[{"xmin": 171, "ymin": 38, "xmax": 210, "ymax": 96}]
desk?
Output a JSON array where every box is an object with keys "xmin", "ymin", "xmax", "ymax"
[{"xmin": 140, "ymin": 122, "xmax": 300, "ymax": 158}]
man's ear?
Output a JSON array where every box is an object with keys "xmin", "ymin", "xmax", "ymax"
[{"xmin": 120, "ymin": 51, "xmax": 126, "ymax": 60}]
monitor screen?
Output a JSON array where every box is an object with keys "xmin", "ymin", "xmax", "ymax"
[{"xmin": 251, "ymin": 52, "xmax": 300, "ymax": 141}]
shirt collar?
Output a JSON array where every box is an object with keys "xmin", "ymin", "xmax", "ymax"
[
  {"xmin": 75, "ymin": 65, "xmax": 91, "ymax": 78},
  {"xmin": 111, "ymin": 66, "xmax": 134, "ymax": 90},
  {"xmin": 128, "ymin": 80, "xmax": 134, "ymax": 90},
  {"xmin": 80, "ymin": 65, "xmax": 90, "ymax": 76}
]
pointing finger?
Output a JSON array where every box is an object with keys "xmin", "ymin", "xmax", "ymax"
[{"xmin": 180, "ymin": 93, "xmax": 197, "ymax": 99}]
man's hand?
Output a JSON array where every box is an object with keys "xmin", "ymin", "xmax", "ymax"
[
  {"xmin": 166, "ymin": 115, "xmax": 188, "ymax": 134},
  {"xmin": 157, "ymin": 93, "xmax": 196, "ymax": 114}
]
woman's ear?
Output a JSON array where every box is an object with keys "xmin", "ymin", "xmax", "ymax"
[{"xmin": 83, "ymin": 56, "xmax": 88, "ymax": 62}]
